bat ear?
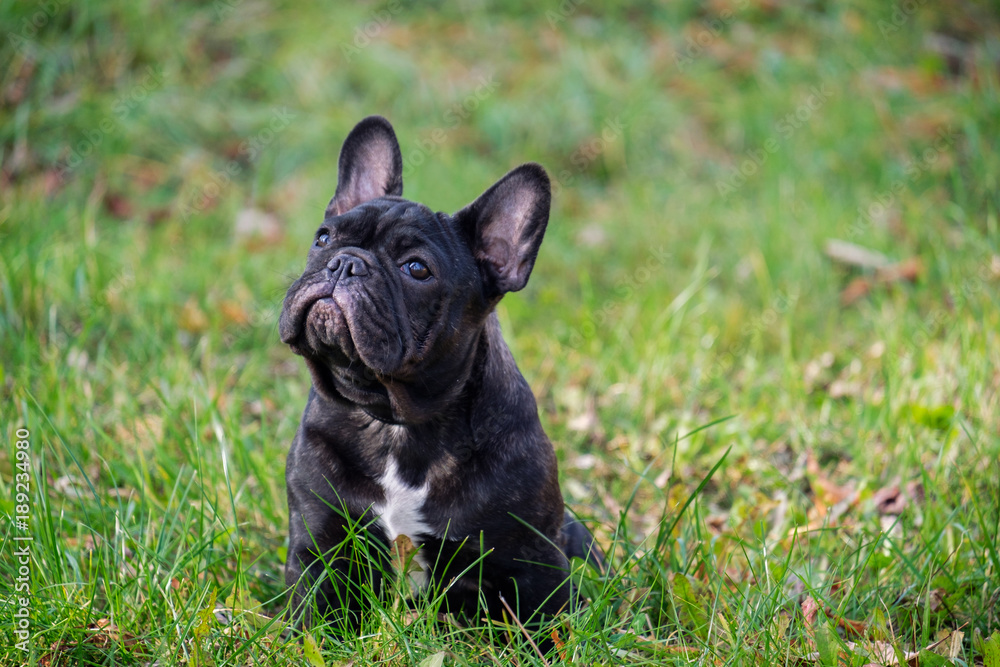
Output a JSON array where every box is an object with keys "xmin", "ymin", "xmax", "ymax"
[
  {"xmin": 326, "ymin": 116, "xmax": 403, "ymax": 217},
  {"xmin": 454, "ymin": 163, "xmax": 551, "ymax": 297}
]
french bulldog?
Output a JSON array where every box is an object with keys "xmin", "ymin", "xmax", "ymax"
[{"xmin": 279, "ymin": 116, "xmax": 602, "ymax": 640}]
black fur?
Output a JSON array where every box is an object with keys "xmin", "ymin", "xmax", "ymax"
[{"xmin": 279, "ymin": 115, "xmax": 603, "ymax": 639}]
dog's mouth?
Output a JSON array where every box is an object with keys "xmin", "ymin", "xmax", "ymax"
[
  {"xmin": 281, "ymin": 284, "xmax": 361, "ymax": 361},
  {"xmin": 282, "ymin": 288, "xmax": 398, "ymax": 413},
  {"xmin": 280, "ymin": 281, "xmax": 338, "ymax": 348},
  {"xmin": 304, "ymin": 297, "xmax": 355, "ymax": 356},
  {"xmin": 310, "ymin": 355, "xmax": 389, "ymax": 399}
]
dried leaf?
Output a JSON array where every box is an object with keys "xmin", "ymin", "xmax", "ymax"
[
  {"xmin": 841, "ymin": 277, "xmax": 873, "ymax": 305},
  {"xmin": 802, "ymin": 597, "xmax": 819, "ymax": 628},
  {"xmin": 220, "ymin": 299, "xmax": 250, "ymax": 326},
  {"xmin": 179, "ymin": 297, "xmax": 209, "ymax": 333},
  {"xmin": 928, "ymin": 629, "xmax": 964, "ymax": 660},
  {"xmin": 838, "ymin": 256, "xmax": 922, "ymax": 306},
  {"xmin": 872, "ymin": 484, "xmax": 907, "ymax": 515},
  {"xmin": 104, "ymin": 191, "xmax": 135, "ymax": 220},
  {"xmin": 825, "ymin": 240, "xmax": 891, "ymax": 269},
  {"xmin": 876, "ymin": 257, "xmax": 922, "ymax": 283}
]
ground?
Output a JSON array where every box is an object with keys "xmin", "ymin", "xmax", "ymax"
[{"xmin": 1, "ymin": 1, "xmax": 999, "ymax": 665}]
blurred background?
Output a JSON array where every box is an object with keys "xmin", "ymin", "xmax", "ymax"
[{"xmin": 2, "ymin": 0, "xmax": 999, "ymax": 662}]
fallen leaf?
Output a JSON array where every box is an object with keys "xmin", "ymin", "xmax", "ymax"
[
  {"xmin": 179, "ymin": 297, "xmax": 209, "ymax": 333},
  {"xmin": 220, "ymin": 299, "xmax": 250, "ymax": 326},
  {"xmin": 825, "ymin": 239, "xmax": 892, "ymax": 269},
  {"xmin": 802, "ymin": 596, "xmax": 819, "ymax": 627},
  {"xmin": 840, "ymin": 258, "xmax": 923, "ymax": 305},
  {"xmin": 861, "ymin": 66, "xmax": 943, "ymax": 96},
  {"xmin": 928, "ymin": 629, "xmax": 964, "ymax": 660},
  {"xmin": 877, "ymin": 257, "xmax": 922, "ymax": 283},
  {"xmin": 103, "ymin": 191, "xmax": 134, "ymax": 220},
  {"xmin": 840, "ymin": 277, "xmax": 873, "ymax": 305},
  {"xmin": 872, "ymin": 483, "xmax": 906, "ymax": 515}
]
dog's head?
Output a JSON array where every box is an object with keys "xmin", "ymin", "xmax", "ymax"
[{"xmin": 279, "ymin": 116, "xmax": 550, "ymax": 424}]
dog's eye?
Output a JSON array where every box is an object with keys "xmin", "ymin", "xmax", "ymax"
[
  {"xmin": 402, "ymin": 260, "xmax": 431, "ymax": 280},
  {"xmin": 314, "ymin": 232, "xmax": 330, "ymax": 248}
]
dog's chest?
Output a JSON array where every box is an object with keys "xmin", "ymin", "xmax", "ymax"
[{"xmin": 373, "ymin": 458, "xmax": 433, "ymax": 542}]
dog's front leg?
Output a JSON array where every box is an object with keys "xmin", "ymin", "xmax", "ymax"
[{"xmin": 285, "ymin": 488, "xmax": 392, "ymax": 634}]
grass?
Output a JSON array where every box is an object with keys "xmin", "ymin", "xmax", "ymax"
[{"xmin": 2, "ymin": 0, "xmax": 999, "ymax": 664}]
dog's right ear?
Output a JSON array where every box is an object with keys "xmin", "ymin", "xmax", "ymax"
[
  {"xmin": 455, "ymin": 163, "xmax": 551, "ymax": 299},
  {"xmin": 326, "ymin": 116, "xmax": 403, "ymax": 217}
]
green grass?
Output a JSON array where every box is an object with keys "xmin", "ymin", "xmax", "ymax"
[{"xmin": 2, "ymin": 0, "xmax": 999, "ymax": 664}]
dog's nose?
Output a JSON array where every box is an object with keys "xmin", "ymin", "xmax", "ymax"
[{"xmin": 327, "ymin": 254, "xmax": 368, "ymax": 279}]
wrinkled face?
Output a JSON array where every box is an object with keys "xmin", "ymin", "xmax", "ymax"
[
  {"xmin": 278, "ymin": 115, "xmax": 551, "ymax": 423},
  {"xmin": 279, "ymin": 197, "xmax": 486, "ymax": 421}
]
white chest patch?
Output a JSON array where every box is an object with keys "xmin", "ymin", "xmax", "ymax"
[{"xmin": 374, "ymin": 458, "xmax": 432, "ymax": 542}]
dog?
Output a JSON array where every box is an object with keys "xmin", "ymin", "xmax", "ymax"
[{"xmin": 279, "ymin": 116, "xmax": 602, "ymax": 639}]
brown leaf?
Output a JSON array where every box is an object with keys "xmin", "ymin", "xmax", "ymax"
[
  {"xmin": 843, "ymin": 639, "xmax": 913, "ymax": 665},
  {"xmin": 927, "ymin": 628, "xmax": 964, "ymax": 659},
  {"xmin": 840, "ymin": 258, "xmax": 922, "ymax": 305},
  {"xmin": 103, "ymin": 192, "xmax": 134, "ymax": 220},
  {"xmin": 838, "ymin": 616, "xmax": 867, "ymax": 637},
  {"xmin": 220, "ymin": 300, "xmax": 250, "ymax": 326},
  {"xmin": 876, "ymin": 257, "xmax": 922, "ymax": 284},
  {"xmin": 146, "ymin": 206, "xmax": 171, "ymax": 225},
  {"xmin": 39, "ymin": 169, "xmax": 65, "ymax": 197},
  {"xmin": 841, "ymin": 277, "xmax": 873, "ymax": 305},
  {"xmin": 872, "ymin": 483, "xmax": 906, "ymax": 515},
  {"xmin": 862, "ymin": 66, "xmax": 944, "ymax": 96},
  {"xmin": 179, "ymin": 297, "xmax": 209, "ymax": 333},
  {"xmin": 802, "ymin": 596, "xmax": 819, "ymax": 627}
]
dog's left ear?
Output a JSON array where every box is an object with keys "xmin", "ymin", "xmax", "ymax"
[
  {"xmin": 456, "ymin": 163, "xmax": 551, "ymax": 298},
  {"xmin": 326, "ymin": 115, "xmax": 404, "ymax": 217}
]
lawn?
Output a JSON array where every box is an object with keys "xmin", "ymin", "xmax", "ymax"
[{"xmin": 1, "ymin": 1, "xmax": 999, "ymax": 665}]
